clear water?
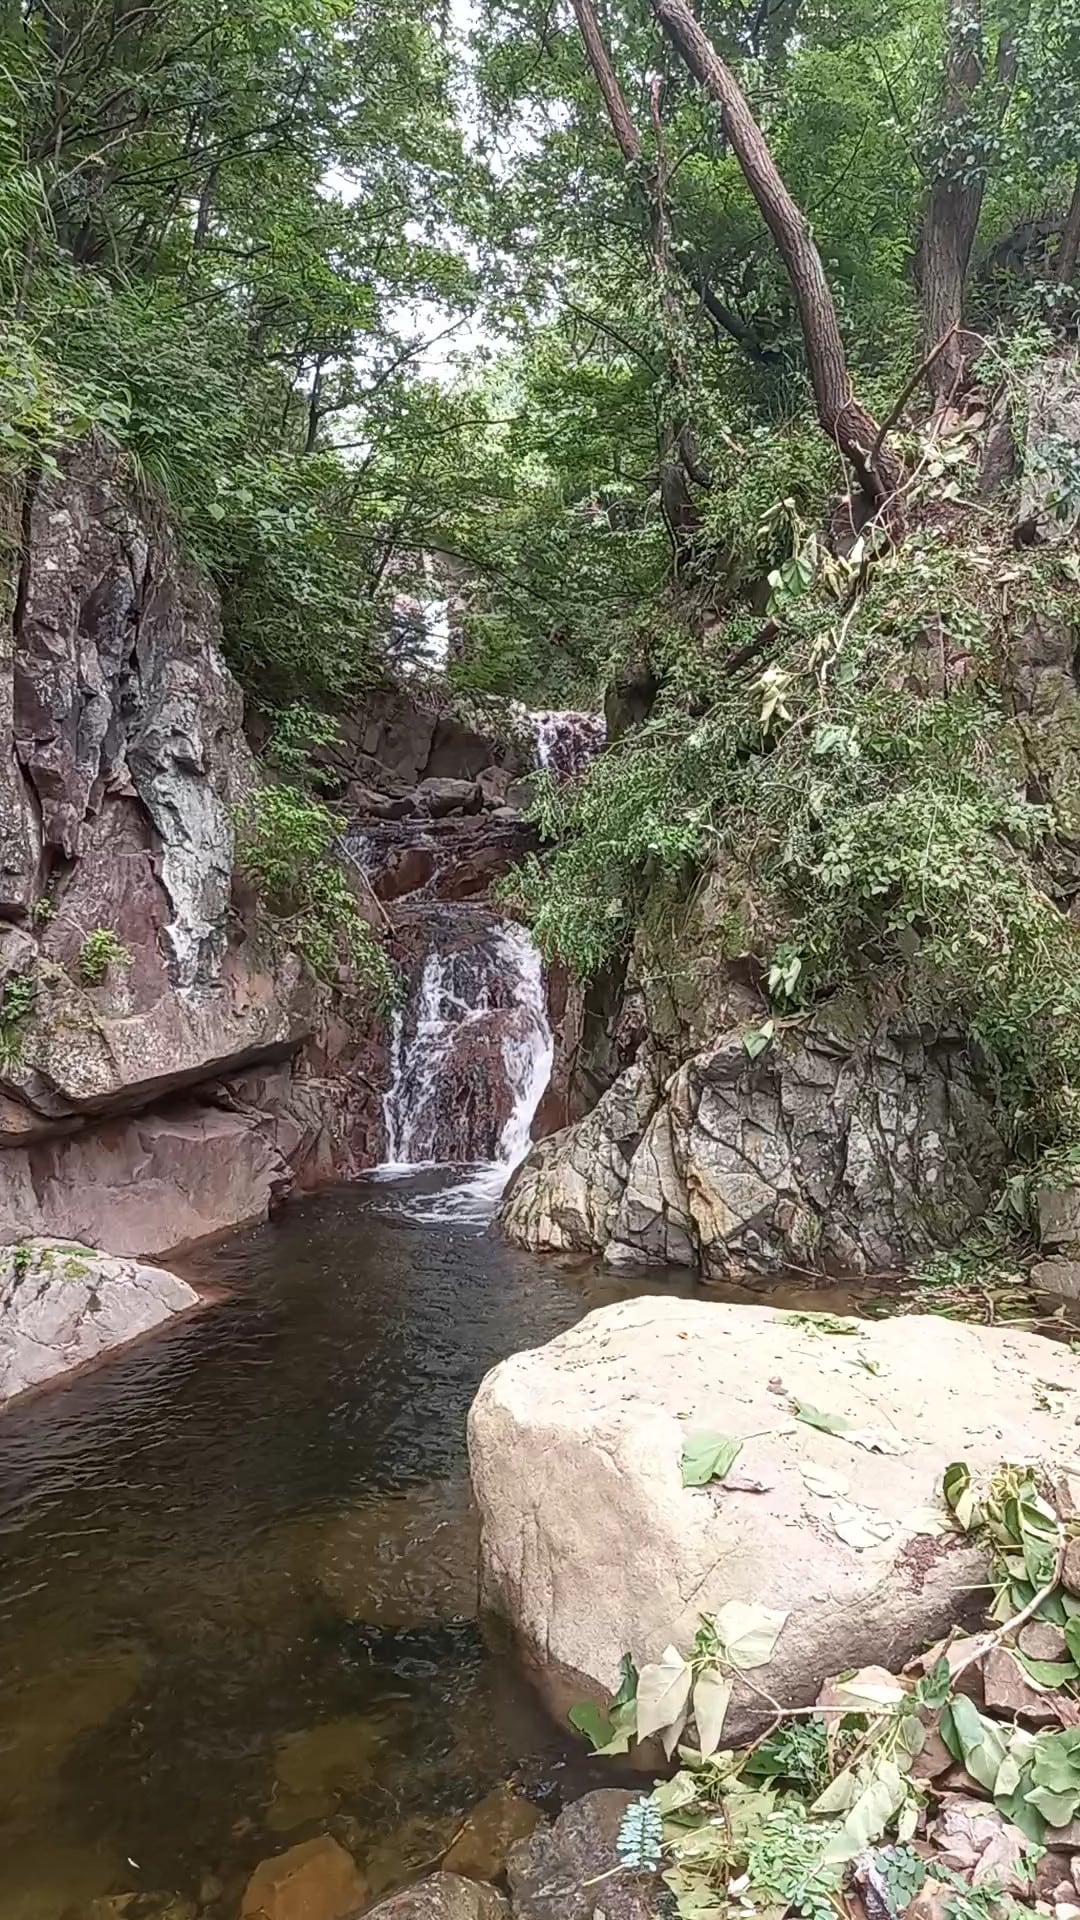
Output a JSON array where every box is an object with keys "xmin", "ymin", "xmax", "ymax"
[{"xmin": 0, "ymin": 1177, "xmax": 870, "ymax": 1920}]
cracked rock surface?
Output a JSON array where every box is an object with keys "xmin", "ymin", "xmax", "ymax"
[{"xmin": 501, "ymin": 995, "xmax": 1005, "ymax": 1276}]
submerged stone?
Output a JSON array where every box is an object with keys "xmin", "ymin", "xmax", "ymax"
[{"xmin": 240, "ymin": 1836, "xmax": 366, "ymax": 1920}]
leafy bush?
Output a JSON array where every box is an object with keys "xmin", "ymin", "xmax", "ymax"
[
  {"xmin": 79, "ymin": 928, "xmax": 133, "ymax": 985},
  {"xmin": 236, "ymin": 787, "xmax": 394, "ymax": 1001},
  {"xmin": 0, "ymin": 971, "xmax": 36, "ymax": 1071},
  {"xmin": 504, "ymin": 522, "xmax": 1080, "ymax": 1147}
]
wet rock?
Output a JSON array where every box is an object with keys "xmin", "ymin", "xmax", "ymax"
[
  {"xmin": 477, "ymin": 766, "xmax": 511, "ymax": 808},
  {"xmin": 502, "ymin": 994, "xmax": 1005, "ymax": 1276},
  {"xmin": 240, "ymin": 1836, "xmax": 366, "ymax": 1920},
  {"xmin": 417, "ymin": 778, "xmax": 482, "ymax": 818},
  {"xmin": 0, "ymin": 1237, "xmax": 197, "ymax": 1401},
  {"xmin": 340, "ymin": 1814, "xmax": 459, "ymax": 1901},
  {"xmin": 360, "ymin": 1872, "xmax": 507, "ymax": 1920},
  {"xmin": 267, "ymin": 1717, "xmax": 384, "ymax": 1828},
  {"xmin": 468, "ymin": 1297, "xmax": 1080, "ymax": 1740},
  {"xmin": 501, "ymin": 1054, "xmax": 663, "ymax": 1253},
  {"xmin": 507, "ymin": 1790, "xmax": 663, "ymax": 1920},
  {"xmin": 441, "ymin": 1786, "xmax": 544, "ymax": 1881},
  {"xmin": 0, "ymin": 1099, "xmax": 296, "ymax": 1258}
]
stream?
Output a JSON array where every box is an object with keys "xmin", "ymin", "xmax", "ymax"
[
  {"xmin": 0, "ymin": 731, "xmax": 867, "ymax": 1920},
  {"xmin": 0, "ymin": 1182, "xmax": 872, "ymax": 1920}
]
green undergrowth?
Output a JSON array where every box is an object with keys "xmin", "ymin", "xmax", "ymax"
[
  {"xmin": 236, "ymin": 787, "xmax": 395, "ymax": 1003},
  {"xmin": 500, "ymin": 450, "xmax": 1080, "ymax": 1155},
  {"xmin": 574, "ymin": 1463, "xmax": 1080, "ymax": 1920}
]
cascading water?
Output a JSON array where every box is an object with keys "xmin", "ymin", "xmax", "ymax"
[
  {"xmin": 378, "ymin": 908, "xmax": 553, "ymax": 1220},
  {"xmin": 530, "ymin": 709, "xmax": 606, "ymax": 779}
]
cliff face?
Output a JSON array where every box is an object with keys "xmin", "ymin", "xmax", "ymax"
[
  {"xmin": 502, "ymin": 355, "xmax": 1080, "ymax": 1282},
  {"xmin": 0, "ymin": 441, "xmax": 362, "ymax": 1255}
]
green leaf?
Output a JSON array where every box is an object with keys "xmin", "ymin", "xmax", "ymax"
[
  {"xmin": 681, "ymin": 1432, "xmax": 744, "ymax": 1488},
  {"xmin": 653, "ymin": 1770, "xmax": 701, "ymax": 1815},
  {"xmin": 1026, "ymin": 1784, "xmax": 1080, "ymax": 1825},
  {"xmin": 821, "ymin": 1760, "xmax": 907, "ymax": 1864},
  {"xmin": 612, "ymin": 1652, "xmax": 639, "ymax": 1711},
  {"xmin": 941, "ymin": 1695, "xmax": 1009, "ymax": 1794},
  {"xmin": 812, "ymin": 1766, "xmax": 860, "ymax": 1814},
  {"xmin": 712, "ymin": 1600, "xmax": 789, "ymax": 1670},
  {"xmin": 943, "ymin": 1461, "xmax": 979, "ymax": 1531},
  {"xmin": 793, "ymin": 1401, "xmax": 855, "ymax": 1435},
  {"xmin": 692, "ymin": 1667, "xmax": 733, "ymax": 1756},
  {"xmin": 568, "ymin": 1701, "xmax": 615, "ymax": 1750},
  {"xmin": 1017, "ymin": 1653, "xmax": 1079, "ymax": 1688},
  {"xmin": 594, "ymin": 1698, "xmax": 638, "ymax": 1756},
  {"xmin": 636, "ymin": 1645, "xmax": 694, "ymax": 1753}
]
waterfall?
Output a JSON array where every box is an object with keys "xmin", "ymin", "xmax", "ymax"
[
  {"xmin": 530, "ymin": 709, "xmax": 606, "ymax": 780},
  {"xmin": 377, "ymin": 910, "xmax": 553, "ymax": 1220}
]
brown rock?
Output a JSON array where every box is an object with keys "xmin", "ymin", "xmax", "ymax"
[
  {"xmin": 1035, "ymin": 1854, "xmax": 1076, "ymax": 1902},
  {"xmin": 417, "ymin": 777, "xmax": 481, "ymax": 818},
  {"xmin": 911, "ymin": 1717, "xmax": 954, "ymax": 1782},
  {"xmin": 507, "ymin": 1791, "xmax": 664, "ymax": 1920},
  {"xmin": 360, "ymin": 1876, "xmax": 506, "ymax": 1919},
  {"xmin": 240, "ymin": 1836, "xmax": 366, "ymax": 1920},
  {"xmin": 931, "ymin": 1796, "xmax": 1031, "ymax": 1892},
  {"xmin": 1018, "ymin": 1621, "xmax": 1069, "ymax": 1660},
  {"xmin": 984, "ymin": 1645, "xmax": 1064, "ymax": 1724},
  {"xmin": 907, "ymin": 1882, "xmax": 956, "ymax": 1920},
  {"xmin": 442, "ymin": 1786, "xmax": 544, "ymax": 1881}
]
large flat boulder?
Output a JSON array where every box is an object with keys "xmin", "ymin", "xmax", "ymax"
[
  {"xmin": 468, "ymin": 1298, "xmax": 1080, "ymax": 1740},
  {"xmin": 0, "ymin": 1237, "xmax": 197, "ymax": 1402}
]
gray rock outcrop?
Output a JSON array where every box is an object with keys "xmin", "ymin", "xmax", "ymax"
[
  {"xmin": 0, "ymin": 1237, "xmax": 197, "ymax": 1402},
  {"xmin": 360, "ymin": 1874, "xmax": 507, "ymax": 1920},
  {"xmin": 468, "ymin": 1297, "xmax": 1080, "ymax": 1739},
  {"xmin": 502, "ymin": 997, "xmax": 1005, "ymax": 1276}
]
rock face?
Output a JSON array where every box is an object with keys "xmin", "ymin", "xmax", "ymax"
[
  {"xmin": 0, "ymin": 439, "xmax": 339, "ymax": 1252},
  {"xmin": 468, "ymin": 1297, "xmax": 1080, "ymax": 1739},
  {"xmin": 502, "ymin": 998, "xmax": 1005, "ymax": 1276},
  {"xmin": 0, "ymin": 1238, "xmax": 197, "ymax": 1402}
]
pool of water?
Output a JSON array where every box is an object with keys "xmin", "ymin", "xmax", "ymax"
[{"xmin": 0, "ymin": 1175, "xmax": 871, "ymax": 1920}]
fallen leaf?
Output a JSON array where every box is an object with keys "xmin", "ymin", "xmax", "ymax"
[
  {"xmin": 636, "ymin": 1645, "xmax": 693, "ymax": 1750},
  {"xmin": 802, "ymin": 1464, "xmax": 850, "ymax": 1498},
  {"xmin": 717, "ymin": 1472, "xmax": 773, "ymax": 1495},
  {"xmin": 829, "ymin": 1500, "xmax": 894, "ymax": 1551},
  {"xmin": 793, "ymin": 1400, "xmax": 854, "ymax": 1435},
  {"xmin": 681, "ymin": 1432, "xmax": 744, "ymax": 1488}
]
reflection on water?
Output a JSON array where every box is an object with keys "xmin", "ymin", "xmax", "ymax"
[{"xmin": 0, "ymin": 1175, "xmax": 875, "ymax": 1920}]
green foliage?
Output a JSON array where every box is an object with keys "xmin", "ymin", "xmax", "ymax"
[
  {"xmin": 10, "ymin": 1243, "xmax": 31, "ymax": 1282},
  {"xmin": 505, "ymin": 505, "xmax": 1080, "ymax": 1148},
  {"xmin": 79, "ymin": 929, "xmax": 133, "ymax": 985},
  {"xmin": 236, "ymin": 787, "xmax": 394, "ymax": 1000},
  {"xmin": 0, "ymin": 972, "xmax": 36, "ymax": 1072}
]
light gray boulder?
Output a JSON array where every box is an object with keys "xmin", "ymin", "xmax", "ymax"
[
  {"xmin": 469, "ymin": 1297, "xmax": 1080, "ymax": 1740},
  {"xmin": 0, "ymin": 1237, "xmax": 198, "ymax": 1402}
]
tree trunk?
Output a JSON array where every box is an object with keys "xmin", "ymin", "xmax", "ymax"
[
  {"xmin": 570, "ymin": 0, "xmax": 769, "ymax": 363},
  {"xmin": 650, "ymin": 0, "xmax": 902, "ymax": 505},
  {"xmin": 1059, "ymin": 171, "xmax": 1080, "ymax": 284},
  {"xmin": 569, "ymin": 0, "xmax": 704, "ymax": 559},
  {"xmin": 918, "ymin": 4, "xmax": 1018, "ymax": 405}
]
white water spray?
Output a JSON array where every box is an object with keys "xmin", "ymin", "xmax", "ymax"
[{"xmin": 377, "ymin": 915, "xmax": 553, "ymax": 1222}]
